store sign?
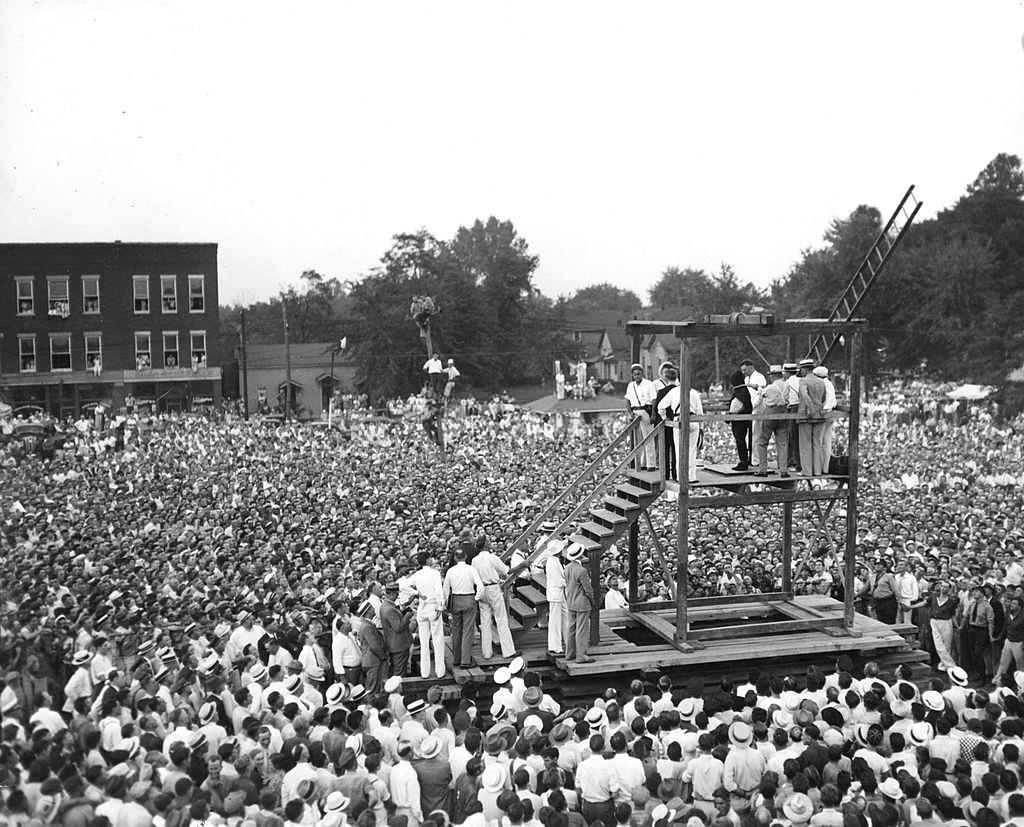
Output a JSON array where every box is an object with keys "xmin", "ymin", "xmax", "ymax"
[{"xmin": 122, "ymin": 366, "xmax": 221, "ymax": 382}]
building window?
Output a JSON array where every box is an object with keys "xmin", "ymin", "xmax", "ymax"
[
  {"xmin": 82, "ymin": 276, "xmax": 100, "ymax": 313},
  {"xmin": 50, "ymin": 333, "xmax": 72, "ymax": 372},
  {"xmin": 163, "ymin": 331, "xmax": 179, "ymax": 367},
  {"xmin": 572, "ymin": 331, "xmax": 582, "ymax": 342},
  {"xmin": 188, "ymin": 275, "xmax": 205, "ymax": 312},
  {"xmin": 85, "ymin": 333, "xmax": 102, "ymax": 371},
  {"xmin": 135, "ymin": 332, "xmax": 152, "ymax": 370},
  {"xmin": 48, "ymin": 277, "xmax": 70, "ymax": 317},
  {"xmin": 190, "ymin": 331, "xmax": 207, "ymax": 368},
  {"xmin": 16, "ymin": 278, "xmax": 34, "ymax": 315},
  {"xmin": 160, "ymin": 275, "xmax": 177, "ymax": 313},
  {"xmin": 134, "ymin": 276, "xmax": 150, "ymax": 313},
  {"xmin": 18, "ymin": 336, "xmax": 36, "ymax": 372}
]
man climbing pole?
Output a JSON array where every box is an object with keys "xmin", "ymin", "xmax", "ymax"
[{"xmin": 411, "ymin": 295, "xmax": 446, "ymax": 452}]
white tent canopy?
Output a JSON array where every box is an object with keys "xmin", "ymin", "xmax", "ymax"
[{"xmin": 945, "ymin": 383, "xmax": 995, "ymax": 400}]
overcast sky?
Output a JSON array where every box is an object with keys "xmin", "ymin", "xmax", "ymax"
[{"xmin": 2, "ymin": 1, "xmax": 1023, "ymax": 305}]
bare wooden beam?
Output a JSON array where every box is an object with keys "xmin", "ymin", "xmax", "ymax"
[
  {"xmin": 845, "ymin": 332, "xmax": 862, "ymax": 630},
  {"xmin": 676, "ymin": 340, "xmax": 690, "ymax": 646},
  {"xmin": 688, "ymin": 488, "xmax": 848, "ymax": 509},
  {"xmin": 675, "ymin": 320, "xmax": 869, "ymax": 339}
]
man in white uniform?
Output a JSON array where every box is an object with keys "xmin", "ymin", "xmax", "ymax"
[
  {"xmin": 409, "ymin": 551, "xmax": 446, "ymax": 678},
  {"xmin": 544, "ymin": 539, "xmax": 568, "ymax": 656},
  {"xmin": 814, "ymin": 366, "xmax": 837, "ymax": 472},
  {"xmin": 657, "ymin": 383, "xmax": 704, "ymax": 484},
  {"xmin": 741, "ymin": 360, "xmax": 767, "ymax": 467},
  {"xmin": 624, "ymin": 364, "xmax": 658, "ymax": 470}
]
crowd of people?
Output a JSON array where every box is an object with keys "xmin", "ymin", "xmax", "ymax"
[{"xmin": 1, "ymin": 375, "xmax": 1023, "ymax": 826}]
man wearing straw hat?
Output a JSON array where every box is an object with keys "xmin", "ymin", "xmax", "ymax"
[{"xmin": 564, "ymin": 543, "xmax": 595, "ymax": 664}]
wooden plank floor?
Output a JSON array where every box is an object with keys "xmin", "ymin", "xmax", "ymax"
[
  {"xmin": 395, "ymin": 596, "xmax": 922, "ymax": 696},
  {"xmin": 556, "ymin": 596, "xmax": 912, "ymax": 676},
  {"xmin": 662, "ymin": 464, "xmax": 849, "ymax": 491}
]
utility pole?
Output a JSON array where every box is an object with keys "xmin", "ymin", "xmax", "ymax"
[
  {"xmin": 328, "ymin": 345, "xmax": 336, "ymax": 428},
  {"xmin": 282, "ymin": 299, "xmax": 293, "ymax": 420},
  {"xmin": 714, "ymin": 336, "xmax": 721, "ymax": 390},
  {"xmin": 238, "ymin": 308, "xmax": 250, "ymax": 420}
]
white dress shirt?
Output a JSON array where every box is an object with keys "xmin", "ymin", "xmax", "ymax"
[
  {"xmin": 472, "ymin": 550, "xmax": 509, "ymax": 586},
  {"xmin": 625, "ymin": 379, "xmax": 657, "ymax": 409},
  {"xmin": 576, "ymin": 754, "xmax": 620, "ymax": 803},
  {"xmin": 545, "ymin": 555, "xmax": 566, "ymax": 602},
  {"xmin": 442, "ymin": 561, "xmax": 483, "ymax": 601},
  {"xmin": 389, "ymin": 760, "xmax": 422, "ymax": 821},
  {"xmin": 409, "ymin": 566, "xmax": 444, "ymax": 610}
]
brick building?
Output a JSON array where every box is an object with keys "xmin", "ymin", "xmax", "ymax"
[{"xmin": 0, "ymin": 242, "xmax": 222, "ymax": 417}]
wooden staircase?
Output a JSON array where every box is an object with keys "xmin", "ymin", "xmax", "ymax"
[{"xmin": 505, "ymin": 459, "xmax": 665, "ymax": 632}]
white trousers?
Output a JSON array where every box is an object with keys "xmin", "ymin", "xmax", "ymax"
[
  {"xmin": 547, "ymin": 599, "xmax": 567, "ymax": 653},
  {"xmin": 750, "ymin": 402, "xmax": 764, "ymax": 465},
  {"xmin": 675, "ymin": 426, "xmax": 701, "ymax": 482},
  {"xmin": 479, "ymin": 585, "xmax": 516, "ymax": 659},
  {"xmin": 416, "ymin": 605, "xmax": 446, "ymax": 678},
  {"xmin": 636, "ymin": 411, "xmax": 656, "ymax": 468},
  {"xmin": 930, "ymin": 618, "xmax": 956, "ymax": 670}
]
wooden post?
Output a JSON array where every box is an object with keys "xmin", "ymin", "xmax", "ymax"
[
  {"xmin": 631, "ymin": 332, "xmax": 641, "ymax": 367},
  {"xmin": 675, "ymin": 339, "xmax": 690, "ymax": 645},
  {"xmin": 845, "ymin": 332, "xmax": 862, "ymax": 630},
  {"xmin": 782, "ymin": 501, "xmax": 793, "ymax": 595},
  {"xmin": 282, "ymin": 300, "xmax": 293, "ymax": 420},
  {"xmin": 628, "ymin": 421, "xmax": 639, "ymax": 607},
  {"xmin": 714, "ymin": 336, "xmax": 720, "ymax": 389},
  {"xmin": 628, "ymin": 522, "xmax": 639, "ymax": 609},
  {"xmin": 239, "ymin": 308, "xmax": 249, "ymax": 420},
  {"xmin": 422, "ymin": 321, "xmax": 445, "ymax": 452},
  {"xmin": 589, "ymin": 550, "xmax": 601, "ymax": 647}
]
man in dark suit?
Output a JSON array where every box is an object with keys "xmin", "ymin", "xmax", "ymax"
[
  {"xmin": 379, "ymin": 582, "xmax": 413, "ymax": 678},
  {"xmin": 356, "ymin": 600, "xmax": 388, "ymax": 694},
  {"xmin": 414, "ymin": 736, "xmax": 452, "ymax": 817},
  {"xmin": 564, "ymin": 543, "xmax": 595, "ymax": 663}
]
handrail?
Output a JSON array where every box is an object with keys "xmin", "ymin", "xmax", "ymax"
[
  {"xmin": 499, "ymin": 415, "xmax": 642, "ymax": 565},
  {"xmin": 502, "ymin": 421, "xmax": 663, "ymax": 590}
]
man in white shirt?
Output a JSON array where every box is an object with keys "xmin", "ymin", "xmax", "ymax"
[
  {"xmin": 784, "ymin": 362, "xmax": 802, "ymax": 471},
  {"xmin": 575, "ymin": 734, "xmax": 620, "ymax": 824},
  {"xmin": 544, "ymin": 540, "xmax": 567, "ymax": 656},
  {"xmin": 604, "ymin": 575, "xmax": 628, "ymax": 610},
  {"xmin": 741, "ymin": 360, "xmax": 767, "ymax": 467},
  {"xmin": 443, "ymin": 359, "xmax": 461, "ymax": 399},
  {"xmin": 423, "ymin": 355, "xmax": 443, "ymax": 395},
  {"xmin": 225, "ymin": 611, "xmax": 266, "ymax": 667},
  {"xmin": 657, "ymin": 383, "xmax": 704, "ymax": 484},
  {"xmin": 472, "ymin": 538, "xmax": 518, "ymax": 661},
  {"xmin": 409, "ymin": 551, "xmax": 446, "ymax": 678},
  {"xmin": 894, "ymin": 560, "xmax": 920, "ymax": 625},
  {"xmin": 62, "ymin": 651, "xmax": 94, "ymax": 714},
  {"xmin": 443, "ymin": 548, "xmax": 484, "ymax": 667},
  {"xmin": 624, "ymin": 364, "xmax": 658, "ymax": 470},
  {"xmin": 608, "ymin": 731, "xmax": 645, "ymax": 804},
  {"xmin": 814, "ymin": 366, "xmax": 837, "ymax": 472}
]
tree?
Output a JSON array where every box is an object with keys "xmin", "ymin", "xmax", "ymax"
[
  {"xmin": 967, "ymin": 153, "xmax": 1024, "ymax": 197},
  {"xmin": 345, "ymin": 218, "xmax": 550, "ymax": 400},
  {"xmin": 773, "ymin": 205, "xmax": 882, "ymax": 319},
  {"xmin": 648, "ymin": 267, "xmax": 714, "ymax": 310},
  {"xmin": 449, "ymin": 217, "xmax": 540, "ymax": 385},
  {"xmin": 560, "ymin": 283, "xmax": 642, "ymax": 317}
]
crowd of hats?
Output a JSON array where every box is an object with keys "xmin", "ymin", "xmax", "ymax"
[{"xmin": 0, "ymin": 380, "xmax": 1023, "ymax": 826}]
